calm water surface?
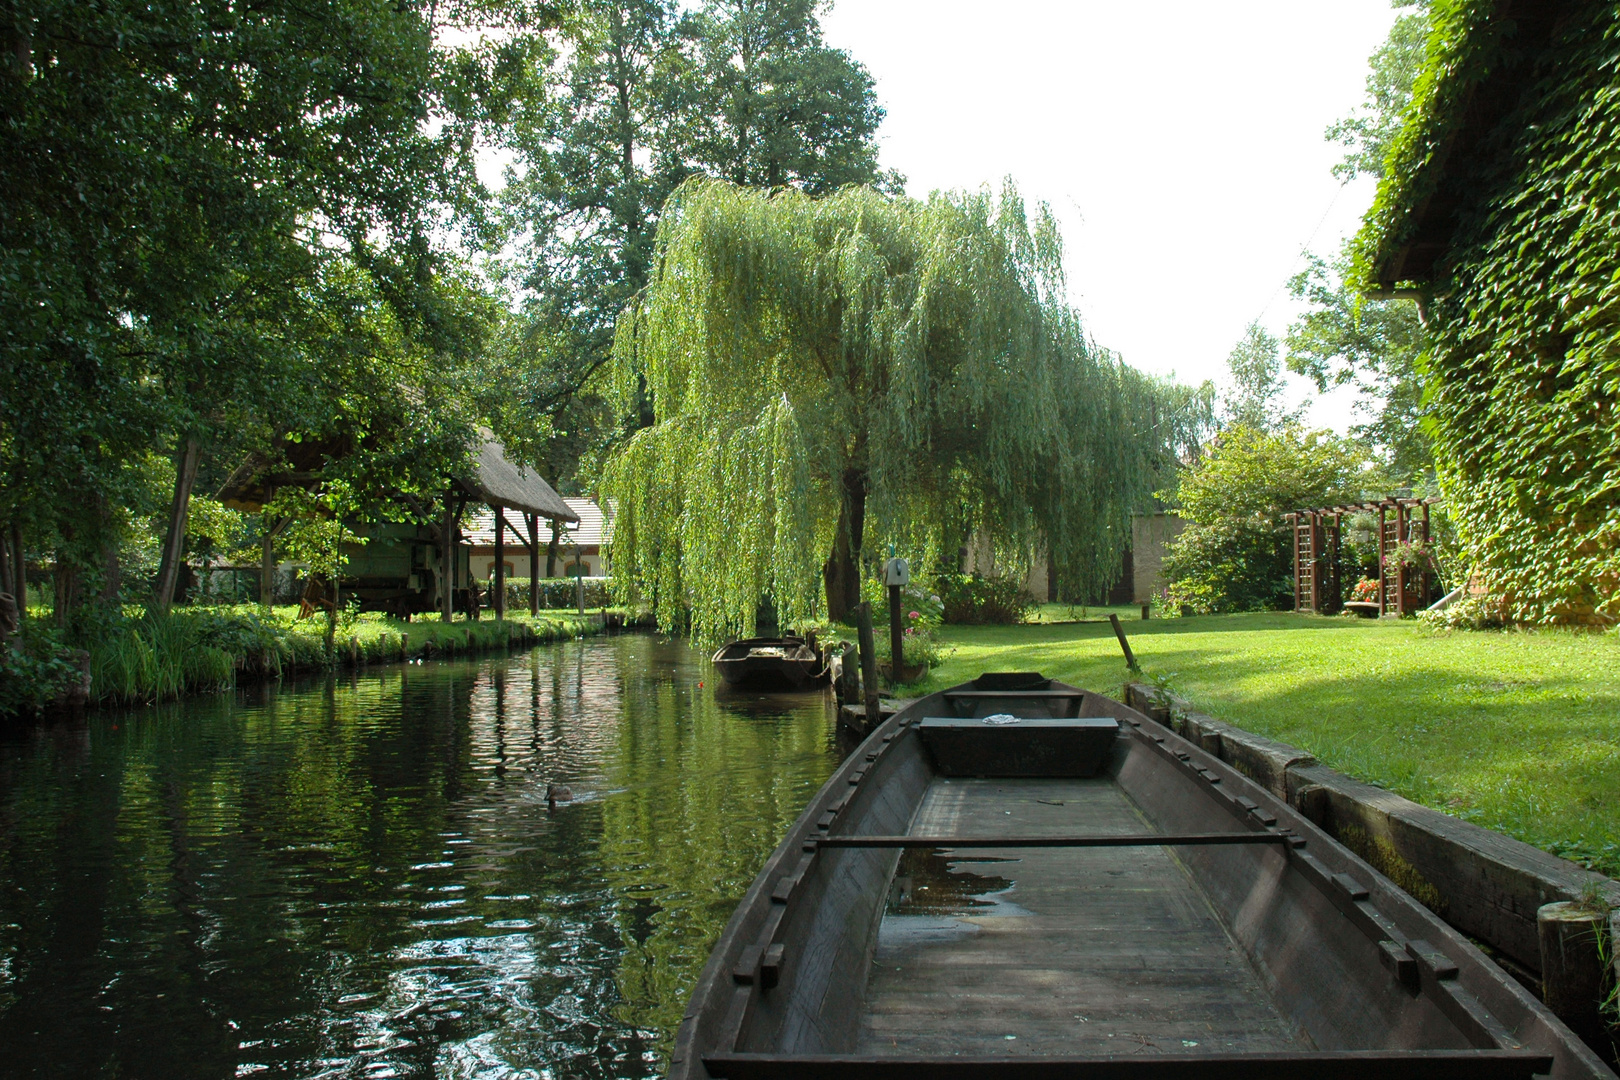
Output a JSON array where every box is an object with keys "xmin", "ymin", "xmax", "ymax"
[{"xmin": 0, "ymin": 634, "xmax": 843, "ymax": 1078}]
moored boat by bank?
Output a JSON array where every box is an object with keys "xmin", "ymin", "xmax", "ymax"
[{"xmin": 672, "ymin": 672, "xmax": 1615, "ymax": 1079}]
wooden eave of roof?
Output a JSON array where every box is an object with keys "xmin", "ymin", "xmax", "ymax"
[{"xmin": 1371, "ymin": 0, "xmax": 1574, "ymax": 292}]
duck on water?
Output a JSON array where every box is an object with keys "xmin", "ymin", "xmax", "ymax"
[{"xmin": 671, "ymin": 672, "xmax": 1615, "ymax": 1079}]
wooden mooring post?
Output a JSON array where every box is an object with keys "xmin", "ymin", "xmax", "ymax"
[
  {"xmin": 1537, "ymin": 901, "xmax": 1610, "ymax": 1050},
  {"xmin": 855, "ymin": 602, "xmax": 880, "ymax": 724}
]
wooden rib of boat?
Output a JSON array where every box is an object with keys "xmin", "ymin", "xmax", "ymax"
[
  {"xmin": 712, "ymin": 636, "xmax": 822, "ymax": 691},
  {"xmin": 671, "ymin": 672, "xmax": 1615, "ymax": 1080}
]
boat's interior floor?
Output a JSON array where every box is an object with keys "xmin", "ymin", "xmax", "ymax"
[{"xmin": 856, "ymin": 776, "xmax": 1312, "ymax": 1057}]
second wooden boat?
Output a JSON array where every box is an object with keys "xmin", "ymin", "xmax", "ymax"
[
  {"xmin": 711, "ymin": 636, "xmax": 823, "ymax": 691},
  {"xmin": 671, "ymin": 672, "xmax": 1615, "ymax": 1079}
]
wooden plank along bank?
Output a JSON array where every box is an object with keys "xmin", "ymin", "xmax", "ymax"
[{"xmin": 1121, "ymin": 682, "xmax": 1619, "ymax": 1048}]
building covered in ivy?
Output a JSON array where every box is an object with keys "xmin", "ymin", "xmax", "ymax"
[{"xmin": 1358, "ymin": 0, "xmax": 1619, "ymax": 624}]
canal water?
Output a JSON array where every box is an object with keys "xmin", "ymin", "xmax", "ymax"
[{"xmin": 0, "ymin": 634, "xmax": 844, "ymax": 1079}]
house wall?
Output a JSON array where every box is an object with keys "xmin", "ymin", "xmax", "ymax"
[
  {"xmin": 1131, "ymin": 512, "xmax": 1184, "ymax": 604},
  {"xmin": 960, "ymin": 533, "xmax": 1050, "ymax": 600},
  {"xmin": 470, "ymin": 545, "xmax": 604, "ymax": 581}
]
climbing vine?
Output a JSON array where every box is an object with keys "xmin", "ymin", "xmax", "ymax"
[
  {"xmin": 601, "ymin": 180, "xmax": 1211, "ymax": 641},
  {"xmin": 1356, "ymin": 1, "xmax": 1620, "ymax": 623}
]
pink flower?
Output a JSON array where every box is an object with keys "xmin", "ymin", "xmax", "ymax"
[{"xmin": 908, "ymin": 610, "xmax": 920, "ymax": 619}]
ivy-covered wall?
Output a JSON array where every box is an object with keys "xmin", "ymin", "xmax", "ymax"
[{"xmin": 1358, "ymin": 1, "xmax": 1620, "ymax": 624}]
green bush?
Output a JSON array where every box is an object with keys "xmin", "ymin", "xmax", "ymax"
[
  {"xmin": 0, "ymin": 625, "xmax": 82, "ymax": 716},
  {"xmin": 1163, "ymin": 425, "xmax": 1368, "ymax": 614},
  {"xmin": 934, "ymin": 573, "xmax": 1034, "ymax": 625},
  {"xmin": 499, "ymin": 577, "xmax": 611, "ymax": 611}
]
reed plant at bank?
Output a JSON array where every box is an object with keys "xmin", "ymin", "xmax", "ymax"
[{"xmin": 4, "ymin": 604, "xmax": 614, "ymax": 714}]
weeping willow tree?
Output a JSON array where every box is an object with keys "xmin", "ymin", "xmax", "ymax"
[{"xmin": 602, "ymin": 180, "xmax": 1211, "ymax": 641}]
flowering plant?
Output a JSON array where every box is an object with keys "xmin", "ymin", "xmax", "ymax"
[{"xmin": 1350, "ymin": 577, "xmax": 1380, "ymax": 602}]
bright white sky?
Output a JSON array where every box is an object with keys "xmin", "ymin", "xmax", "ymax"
[{"xmin": 819, "ymin": 0, "xmax": 1398, "ymax": 431}]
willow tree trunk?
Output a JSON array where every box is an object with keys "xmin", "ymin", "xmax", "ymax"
[
  {"xmin": 823, "ymin": 468, "xmax": 867, "ymax": 622},
  {"xmin": 546, "ymin": 519, "xmax": 560, "ymax": 578},
  {"xmin": 154, "ymin": 438, "xmax": 201, "ymax": 611}
]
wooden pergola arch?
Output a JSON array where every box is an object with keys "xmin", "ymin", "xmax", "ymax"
[{"xmin": 1289, "ymin": 497, "xmax": 1437, "ymax": 617}]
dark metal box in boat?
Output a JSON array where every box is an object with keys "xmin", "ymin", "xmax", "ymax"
[{"xmin": 670, "ymin": 673, "xmax": 1616, "ymax": 1080}]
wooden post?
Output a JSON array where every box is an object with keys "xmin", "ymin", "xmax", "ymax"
[
  {"xmin": 526, "ymin": 513, "xmax": 539, "ymax": 616},
  {"xmin": 493, "ymin": 505, "xmax": 507, "ymax": 620},
  {"xmin": 1109, "ymin": 613, "xmax": 1138, "ymax": 671},
  {"xmin": 1537, "ymin": 902, "xmax": 1608, "ymax": 1048},
  {"xmin": 575, "ymin": 543, "xmax": 584, "ymax": 614},
  {"xmin": 1421, "ymin": 501, "xmax": 1432, "ymax": 606},
  {"xmin": 855, "ymin": 602, "xmax": 880, "ymax": 725},
  {"xmin": 1377, "ymin": 504, "xmax": 1388, "ymax": 616},
  {"xmin": 154, "ymin": 437, "xmax": 201, "ymax": 611},
  {"xmin": 10, "ymin": 521, "xmax": 22, "ymax": 608},
  {"xmin": 888, "ymin": 582, "xmax": 903, "ymax": 682},
  {"xmin": 441, "ymin": 492, "xmax": 456, "ymax": 622}
]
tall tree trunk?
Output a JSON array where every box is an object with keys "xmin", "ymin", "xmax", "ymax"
[
  {"xmin": 7, "ymin": 521, "xmax": 21, "ymax": 607},
  {"xmin": 53, "ymin": 548, "xmax": 78, "ymax": 630},
  {"xmin": 822, "ymin": 467, "xmax": 867, "ymax": 622},
  {"xmin": 154, "ymin": 438, "xmax": 201, "ymax": 611},
  {"xmin": 546, "ymin": 518, "xmax": 560, "ymax": 577},
  {"xmin": 0, "ymin": 519, "xmax": 14, "ymax": 599}
]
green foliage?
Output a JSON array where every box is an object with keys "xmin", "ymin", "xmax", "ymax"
[
  {"xmin": 1163, "ymin": 426, "xmax": 1370, "ymax": 614},
  {"xmin": 602, "ymin": 179, "xmax": 1212, "ymax": 642},
  {"xmin": 1324, "ymin": 1, "xmax": 1432, "ymax": 182},
  {"xmin": 1222, "ymin": 322, "xmax": 1303, "ymax": 432},
  {"xmin": 933, "ymin": 573, "xmax": 1035, "ymax": 626},
  {"xmin": 0, "ymin": 624, "xmax": 81, "ymax": 715},
  {"xmin": 1286, "ymin": 252, "xmax": 1432, "ymax": 478},
  {"xmin": 1356, "ymin": 2, "xmax": 1620, "ymax": 623},
  {"xmin": 491, "ymin": 0, "xmax": 891, "ymax": 482}
]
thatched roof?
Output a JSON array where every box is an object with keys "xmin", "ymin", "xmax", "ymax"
[
  {"xmin": 217, "ymin": 429, "xmax": 578, "ymax": 524},
  {"xmin": 454, "ymin": 433, "xmax": 578, "ymax": 523}
]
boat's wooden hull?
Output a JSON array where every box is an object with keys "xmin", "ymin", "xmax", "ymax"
[
  {"xmin": 712, "ymin": 638, "xmax": 822, "ymax": 691},
  {"xmin": 671, "ymin": 674, "xmax": 1615, "ymax": 1079}
]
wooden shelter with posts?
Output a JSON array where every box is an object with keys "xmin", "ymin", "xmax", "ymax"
[
  {"xmin": 218, "ymin": 428, "xmax": 578, "ymax": 622},
  {"xmin": 1290, "ymin": 497, "xmax": 1437, "ymax": 618}
]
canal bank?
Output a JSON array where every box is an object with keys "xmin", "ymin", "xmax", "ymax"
[{"xmin": 0, "ymin": 633, "xmax": 841, "ymax": 1078}]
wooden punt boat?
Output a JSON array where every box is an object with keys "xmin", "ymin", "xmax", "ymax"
[
  {"xmin": 672, "ymin": 672, "xmax": 1616, "ymax": 1080},
  {"xmin": 712, "ymin": 637, "xmax": 823, "ymax": 691}
]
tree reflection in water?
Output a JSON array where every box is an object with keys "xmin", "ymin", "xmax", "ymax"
[{"xmin": 0, "ymin": 634, "xmax": 839, "ymax": 1078}]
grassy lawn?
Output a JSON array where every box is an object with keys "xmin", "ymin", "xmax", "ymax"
[{"xmin": 903, "ymin": 613, "xmax": 1620, "ymax": 876}]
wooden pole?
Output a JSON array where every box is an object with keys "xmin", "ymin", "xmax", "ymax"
[
  {"xmin": 855, "ymin": 602, "xmax": 880, "ymax": 724},
  {"xmin": 493, "ymin": 505, "xmax": 506, "ymax": 620},
  {"xmin": 1377, "ymin": 504, "xmax": 1388, "ymax": 616},
  {"xmin": 888, "ymin": 582, "xmax": 903, "ymax": 682},
  {"xmin": 1109, "ymin": 613, "xmax": 1138, "ymax": 671},
  {"xmin": 154, "ymin": 437, "xmax": 201, "ymax": 611},
  {"xmin": 261, "ymin": 526, "xmax": 275, "ymax": 605},
  {"xmin": 526, "ymin": 513, "xmax": 539, "ymax": 616},
  {"xmin": 441, "ymin": 492, "xmax": 456, "ymax": 622},
  {"xmin": 1537, "ymin": 902, "xmax": 1608, "ymax": 1048},
  {"xmin": 1289, "ymin": 512, "xmax": 1300, "ymax": 613},
  {"xmin": 575, "ymin": 542, "xmax": 584, "ymax": 614}
]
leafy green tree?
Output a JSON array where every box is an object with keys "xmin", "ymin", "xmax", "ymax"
[
  {"xmin": 1325, "ymin": 0, "xmax": 1431, "ymax": 181},
  {"xmin": 603, "ymin": 180, "xmax": 1211, "ymax": 639},
  {"xmin": 1286, "ymin": 2, "xmax": 1433, "ymax": 483},
  {"xmin": 493, "ymin": 0, "xmax": 892, "ymax": 484},
  {"xmin": 683, "ymin": 0, "xmax": 896, "ymax": 194},
  {"xmin": 1222, "ymin": 323, "xmax": 1302, "ymax": 432},
  {"xmin": 0, "ymin": 0, "xmax": 529, "ymax": 625},
  {"xmin": 1286, "ymin": 252, "xmax": 1430, "ymax": 477},
  {"xmin": 1163, "ymin": 425, "xmax": 1368, "ymax": 614}
]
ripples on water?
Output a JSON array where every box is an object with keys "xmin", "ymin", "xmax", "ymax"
[{"xmin": 0, "ymin": 634, "xmax": 842, "ymax": 1078}]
